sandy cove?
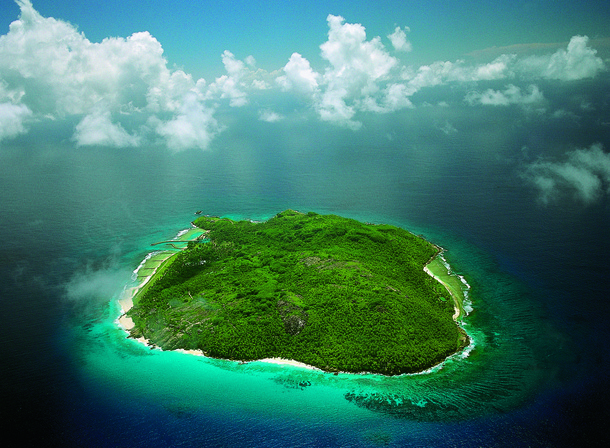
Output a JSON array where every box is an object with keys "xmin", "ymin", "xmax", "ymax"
[
  {"xmin": 117, "ymin": 293, "xmax": 136, "ymax": 330},
  {"xmin": 256, "ymin": 358, "xmax": 321, "ymax": 370}
]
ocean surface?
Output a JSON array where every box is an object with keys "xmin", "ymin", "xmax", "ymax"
[{"xmin": 2, "ymin": 123, "xmax": 609, "ymax": 447}]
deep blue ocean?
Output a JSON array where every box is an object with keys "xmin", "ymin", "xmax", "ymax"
[{"xmin": 1, "ymin": 119, "xmax": 609, "ymax": 447}]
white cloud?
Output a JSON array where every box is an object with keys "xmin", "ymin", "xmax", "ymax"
[
  {"xmin": 551, "ymin": 109, "xmax": 579, "ymax": 121},
  {"xmin": 206, "ymin": 51, "xmax": 249, "ymax": 107},
  {"xmin": 474, "ymin": 54, "xmax": 516, "ymax": 80},
  {"xmin": 258, "ymin": 109, "xmax": 283, "ymax": 122},
  {"xmin": 312, "ymin": 15, "xmax": 406, "ymax": 126},
  {"xmin": 0, "ymin": 80, "xmax": 25, "ymax": 104},
  {"xmin": 522, "ymin": 143, "xmax": 610, "ymax": 205},
  {"xmin": 383, "ymin": 83, "xmax": 414, "ymax": 110},
  {"xmin": 545, "ymin": 36, "xmax": 605, "ymax": 80},
  {"xmin": 316, "ymin": 88, "xmax": 361, "ymax": 130},
  {"xmin": 0, "ymin": 0, "xmax": 222, "ymax": 149},
  {"xmin": 404, "ymin": 54, "xmax": 515, "ymax": 95},
  {"xmin": 405, "ymin": 61, "xmax": 455, "ymax": 92},
  {"xmin": 222, "ymin": 50, "xmax": 247, "ymax": 78},
  {"xmin": 517, "ymin": 36, "xmax": 605, "ymax": 81},
  {"xmin": 0, "ymin": 102, "xmax": 31, "ymax": 141},
  {"xmin": 145, "ymin": 70, "xmax": 199, "ymax": 113},
  {"xmin": 0, "ymin": 2, "xmax": 198, "ymax": 116},
  {"xmin": 1, "ymin": 2, "xmax": 607, "ymax": 143},
  {"xmin": 251, "ymin": 79, "xmax": 270, "ymax": 90},
  {"xmin": 73, "ymin": 109, "xmax": 140, "ymax": 147},
  {"xmin": 274, "ymin": 17, "xmax": 421, "ymax": 124},
  {"xmin": 321, "ymin": 15, "xmax": 397, "ymax": 93},
  {"xmin": 403, "ymin": 62, "xmax": 446, "ymax": 92},
  {"xmin": 369, "ymin": 83, "xmax": 414, "ymax": 112},
  {"xmin": 209, "ymin": 74, "xmax": 247, "ymax": 107},
  {"xmin": 465, "ymin": 84, "xmax": 544, "ymax": 106},
  {"xmin": 153, "ymin": 93, "xmax": 219, "ymax": 151},
  {"xmin": 277, "ymin": 53, "xmax": 320, "ymax": 95},
  {"xmin": 388, "ymin": 27, "xmax": 412, "ymax": 52},
  {"xmin": 401, "ymin": 36, "xmax": 604, "ymax": 98},
  {"xmin": 206, "ymin": 51, "xmax": 271, "ymax": 106}
]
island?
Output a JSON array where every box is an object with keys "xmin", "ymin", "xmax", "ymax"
[{"xmin": 123, "ymin": 210, "xmax": 469, "ymax": 375}]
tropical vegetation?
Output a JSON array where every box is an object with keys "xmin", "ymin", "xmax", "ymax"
[{"xmin": 127, "ymin": 210, "xmax": 468, "ymax": 374}]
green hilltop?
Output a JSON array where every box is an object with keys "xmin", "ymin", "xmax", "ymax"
[{"xmin": 127, "ymin": 210, "xmax": 469, "ymax": 375}]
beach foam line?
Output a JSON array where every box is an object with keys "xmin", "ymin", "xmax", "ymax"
[
  {"xmin": 132, "ymin": 251, "xmax": 156, "ymax": 280},
  {"xmin": 175, "ymin": 228, "xmax": 190, "ymax": 238}
]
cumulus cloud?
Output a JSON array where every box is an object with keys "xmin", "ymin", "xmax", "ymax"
[
  {"xmin": 276, "ymin": 15, "xmax": 538, "ymax": 125},
  {"xmin": 388, "ymin": 26, "xmax": 412, "ymax": 52},
  {"xmin": 206, "ymin": 51, "xmax": 271, "ymax": 106},
  {"xmin": 0, "ymin": 1, "xmax": 196, "ymax": 116},
  {"xmin": 517, "ymin": 36, "xmax": 605, "ymax": 81},
  {"xmin": 274, "ymin": 20, "xmax": 603, "ymax": 127},
  {"xmin": 276, "ymin": 15, "xmax": 409, "ymax": 128},
  {"xmin": 383, "ymin": 83, "xmax": 414, "ymax": 110},
  {"xmin": 522, "ymin": 143, "xmax": 610, "ymax": 205},
  {"xmin": 317, "ymin": 15, "xmax": 401, "ymax": 126},
  {"xmin": 206, "ymin": 50, "xmax": 249, "ymax": 107},
  {"xmin": 277, "ymin": 53, "xmax": 320, "ymax": 95},
  {"xmin": 73, "ymin": 109, "xmax": 141, "ymax": 147},
  {"xmin": 0, "ymin": 0, "xmax": 220, "ymax": 149},
  {"xmin": 474, "ymin": 54, "xmax": 516, "ymax": 80},
  {"xmin": 465, "ymin": 84, "xmax": 544, "ymax": 106},
  {"xmin": 1, "ymin": 2, "xmax": 607, "ymax": 143},
  {"xmin": 402, "ymin": 36, "xmax": 604, "ymax": 97},
  {"xmin": 321, "ymin": 15, "xmax": 397, "ymax": 93},
  {"xmin": 544, "ymin": 36, "xmax": 605, "ymax": 80},
  {"xmin": 153, "ymin": 93, "xmax": 219, "ymax": 151},
  {"xmin": 317, "ymin": 87, "xmax": 360, "ymax": 129},
  {"xmin": 0, "ymin": 102, "xmax": 31, "ymax": 141},
  {"xmin": 403, "ymin": 54, "xmax": 516, "ymax": 95}
]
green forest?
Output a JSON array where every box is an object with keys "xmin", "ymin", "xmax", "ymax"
[{"xmin": 127, "ymin": 210, "xmax": 469, "ymax": 375}]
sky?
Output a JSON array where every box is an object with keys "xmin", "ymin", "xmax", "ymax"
[{"xmin": 1, "ymin": 0, "xmax": 610, "ymax": 205}]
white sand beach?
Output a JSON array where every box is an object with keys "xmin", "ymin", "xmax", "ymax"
[
  {"xmin": 256, "ymin": 357, "xmax": 320, "ymax": 370},
  {"xmin": 117, "ymin": 292, "xmax": 135, "ymax": 330}
]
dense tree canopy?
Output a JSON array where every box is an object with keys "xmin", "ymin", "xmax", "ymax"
[{"xmin": 128, "ymin": 210, "xmax": 468, "ymax": 374}]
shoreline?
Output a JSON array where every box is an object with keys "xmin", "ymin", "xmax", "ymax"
[
  {"xmin": 255, "ymin": 357, "xmax": 321, "ymax": 370},
  {"xmin": 423, "ymin": 250, "xmax": 466, "ymax": 321},
  {"xmin": 117, "ymin": 226, "xmax": 208, "ymax": 331},
  {"xmin": 424, "ymin": 265, "xmax": 461, "ymax": 321},
  {"xmin": 117, "ymin": 252, "xmax": 175, "ymax": 331}
]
